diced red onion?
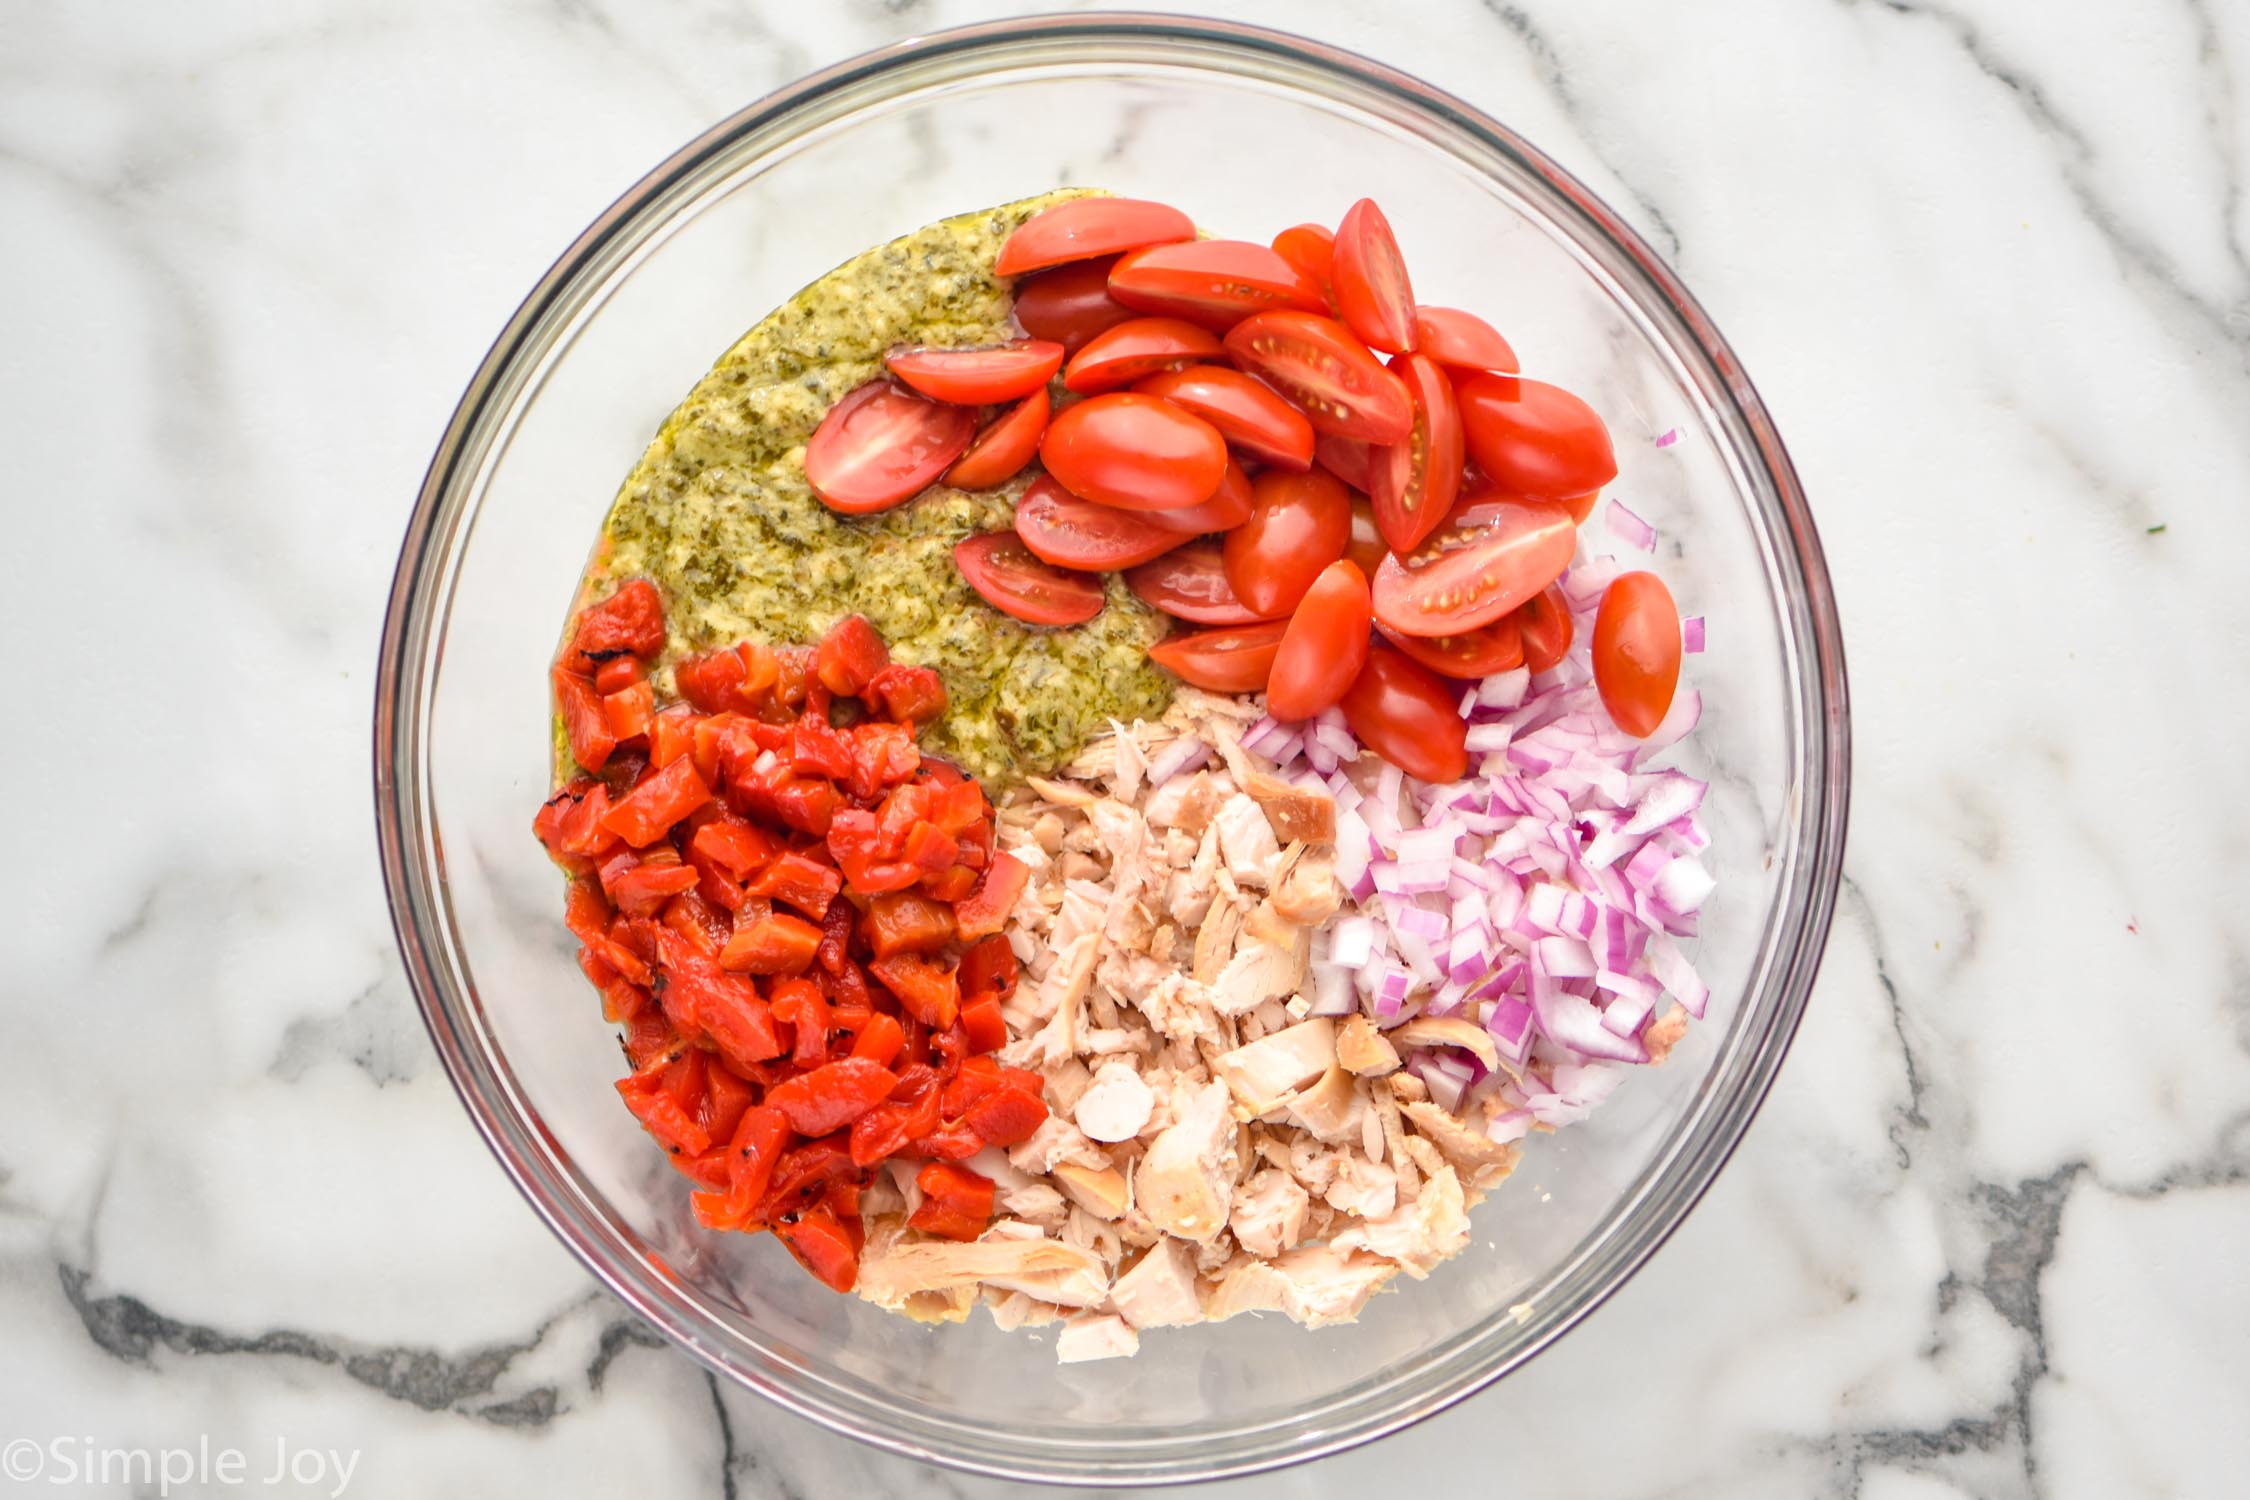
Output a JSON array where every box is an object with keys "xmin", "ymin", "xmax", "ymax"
[
  {"xmin": 1146, "ymin": 736, "xmax": 1208, "ymax": 786},
  {"xmin": 1681, "ymin": 615, "xmax": 1705, "ymax": 653},
  {"xmin": 1238, "ymin": 716, "xmax": 1286, "ymax": 756},
  {"xmin": 1654, "ymin": 427, "xmax": 1681, "ymax": 449},
  {"xmin": 1308, "ymin": 962, "xmax": 1357, "ymax": 1016},
  {"xmin": 1533, "ymin": 935, "xmax": 1597, "ymax": 979},
  {"xmin": 1604, "ymin": 498, "xmax": 1657, "ymax": 552},
  {"xmin": 1326, "ymin": 914, "xmax": 1377, "ymax": 969}
]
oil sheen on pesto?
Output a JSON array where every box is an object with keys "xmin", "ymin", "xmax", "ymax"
[{"xmin": 577, "ymin": 191, "xmax": 1174, "ymax": 783}]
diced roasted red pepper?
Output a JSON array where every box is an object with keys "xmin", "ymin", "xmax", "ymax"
[
  {"xmin": 814, "ymin": 899, "xmax": 853, "ymax": 975},
  {"xmin": 563, "ymin": 876, "xmax": 612, "ymax": 944},
  {"xmin": 687, "ymin": 814, "xmax": 782, "ymax": 885},
  {"xmin": 827, "ymin": 808, "xmax": 922, "ymax": 895},
  {"xmin": 616, "ymin": 1062, "xmax": 712, "ymax": 1157},
  {"xmin": 743, "ymin": 851, "xmax": 843, "ymax": 921},
  {"xmin": 764, "ymin": 1056, "xmax": 900, "ymax": 1137},
  {"xmin": 659, "ymin": 890, "xmax": 729, "ymax": 957},
  {"xmin": 771, "ymin": 645, "xmax": 814, "ymax": 716},
  {"xmin": 908, "ymin": 1161, "xmax": 996, "ymax": 1241},
  {"xmin": 593, "ymin": 653, "xmax": 646, "ymax": 694},
  {"xmin": 920, "ymin": 865, "xmax": 978, "ymax": 902},
  {"xmin": 689, "ymin": 1103, "xmax": 791, "ymax": 1231},
  {"xmin": 908, "ymin": 1121, "xmax": 984, "ymax": 1161},
  {"xmin": 768, "ymin": 777, "xmax": 840, "ymax": 838},
  {"xmin": 868, "ymin": 953, "xmax": 959, "ymax": 1030},
  {"xmin": 958, "ymin": 995, "xmax": 1008, "ymax": 1055},
  {"xmin": 534, "ymin": 780, "xmax": 617, "ymax": 866},
  {"xmin": 821, "ymin": 957, "xmax": 875, "ymax": 1015},
  {"xmin": 699, "ymin": 1061, "xmax": 756, "ymax": 1146},
  {"xmin": 601, "ymin": 679, "xmax": 656, "ymax": 742},
  {"xmin": 813, "ymin": 614, "xmax": 889, "ymax": 696},
  {"xmin": 774, "ymin": 1203, "xmax": 859, "ymax": 1293},
  {"xmin": 787, "ymin": 715, "xmax": 856, "ymax": 781},
  {"xmin": 848, "ymin": 1012, "xmax": 905, "ymax": 1068},
  {"xmin": 599, "ymin": 756, "xmax": 711, "ymax": 847},
  {"xmin": 767, "ymin": 976, "xmax": 833, "ymax": 1070},
  {"xmin": 649, "ymin": 704, "xmax": 700, "ymax": 768},
  {"xmin": 875, "ymin": 783, "xmax": 937, "ymax": 855},
  {"xmin": 957, "ymin": 934, "xmax": 1018, "ymax": 1000},
  {"xmin": 674, "ymin": 647, "xmax": 746, "ymax": 715},
  {"xmin": 926, "ymin": 779, "xmax": 988, "ymax": 836},
  {"xmin": 620, "ymin": 1013, "xmax": 676, "ymax": 1069},
  {"xmin": 901, "ymin": 820, "xmax": 959, "ymax": 873},
  {"xmin": 717, "ymin": 908, "xmax": 824, "ymax": 976},
  {"xmin": 965, "ymin": 1086, "xmax": 1048, "ymax": 1147},
  {"xmin": 952, "ymin": 851, "xmax": 1029, "ymax": 939},
  {"xmin": 865, "ymin": 663, "xmax": 947, "ymax": 725},
  {"xmin": 555, "ymin": 668, "xmax": 619, "ymax": 772},
  {"xmin": 860, "ymin": 891, "xmax": 957, "ymax": 959},
  {"xmin": 565, "ymin": 578, "xmax": 667, "ymax": 674},
  {"xmin": 844, "ymin": 721, "xmax": 921, "ymax": 801},
  {"xmin": 655, "ymin": 927, "xmax": 784, "ymax": 1068}
]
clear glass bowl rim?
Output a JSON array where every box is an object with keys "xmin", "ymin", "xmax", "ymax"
[{"xmin": 374, "ymin": 11, "xmax": 1852, "ymax": 1486}]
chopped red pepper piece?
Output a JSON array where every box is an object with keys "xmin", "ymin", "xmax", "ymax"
[
  {"xmin": 767, "ymin": 976, "xmax": 833, "ymax": 1070},
  {"xmin": 554, "ymin": 668, "xmax": 619, "ymax": 772},
  {"xmin": 648, "ymin": 704, "xmax": 700, "ymax": 768},
  {"xmin": 743, "ymin": 850, "xmax": 843, "ymax": 920},
  {"xmin": 812, "ymin": 614, "xmax": 889, "ymax": 695},
  {"xmin": 860, "ymin": 891, "xmax": 957, "ymax": 959},
  {"xmin": 908, "ymin": 1161, "xmax": 997, "ymax": 1241},
  {"xmin": 600, "ymin": 756, "xmax": 711, "ymax": 847},
  {"xmin": 607, "ymin": 859, "xmax": 699, "ymax": 917},
  {"xmin": 901, "ymin": 820, "xmax": 959, "ymax": 873},
  {"xmin": 865, "ymin": 663, "xmax": 947, "ymax": 724},
  {"xmin": 788, "ymin": 715, "xmax": 856, "ymax": 781},
  {"xmin": 616, "ymin": 1063, "xmax": 712, "ymax": 1157},
  {"xmin": 690, "ymin": 1104, "xmax": 791, "ymax": 1231},
  {"xmin": 952, "ymin": 851, "xmax": 1029, "ymax": 939},
  {"xmin": 868, "ymin": 953, "xmax": 960, "ymax": 1030},
  {"xmin": 848, "ymin": 1012, "xmax": 905, "ymax": 1068},
  {"xmin": 957, "ymin": 934, "xmax": 1018, "ymax": 999},
  {"xmin": 717, "ymin": 909, "xmax": 824, "ymax": 975},
  {"xmin": 764, "ymin": 1057, "xmax": 900, "ymax": 1137},
  {"xmin": 926, "ymin": 779, "xmax": 988, "ymax": 835},
  {"xmin": 564, "ymin": 578, "xmax": 667, "ymax": 674},
  {"xmin": 964, "ymin": 1086, "xmax": 1048, "ymax": 1147},
  {"xmin": 774, "ymin": 1203, "xmax": 859, "ymax": 1293},
  {"xmin": 593, "ymin": 654, "xmax": 646, "ymax": 694},
  {"xmin": 601, "ymin": 679, "xmax": 656, "ymax": 741},
  {"xmin": 958, "ymin": 995, "xmax": 1008, "ymax": 1055}
]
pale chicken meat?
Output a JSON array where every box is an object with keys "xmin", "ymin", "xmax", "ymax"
[
  {"xmin": 1109, "ymin": 1236, "xmax": 1204, "ymax": 1329},
  {"xmin": 1135, "ymin": 1080, "xmax": 1239, "ymax": 1243}
]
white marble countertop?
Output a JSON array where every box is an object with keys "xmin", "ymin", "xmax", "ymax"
[{"xmin": 7, "ymin": 0, "xmax": 2247, "ymax": 1495}]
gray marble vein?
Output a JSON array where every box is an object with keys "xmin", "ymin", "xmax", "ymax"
[{"xmin": 2, "ymin": 0, "xmax": 2245, "ymax": 1496}]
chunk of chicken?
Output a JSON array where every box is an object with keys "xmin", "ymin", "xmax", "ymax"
[
  {"xmin": 1270, "ymin": 848, "xmax": 1342, "ymax": 926},
  {"xmin": 1401, "ymin": 1100, "xmax": 1525, "ymax": 1175},
  {"xmin": 1051, "ymin": 1160, "xmax": 1131, "ymax": 1220},
  {"xmin": 1212, "ymin": 1019, "xmax": 1337, "ymax": 1117},
  {"xmin": 1643, "ymin": 1005, "xmax": 1691, "ymax": 1065},
  {"xmin": 1075, "ymin": 1060, "xmax": 1156, "ymax": 1143},
  {"xmin": 1229, "ymin": 1167, "xmax": 1311, "ymax": 1258},
  {"xmin": 1209, "ymin": 939, "xmax": 1304, "ymax": 1018},
  {"xmin": 1205, "ymin": 1246, "xmax": 1398, "ymax": 1328},
  {"xmin": 1213, "ymin": 794, "xmax": 1282, "ymax": 886},
  {"xmin": 1109, "ymin": 1236, "xmax": 1204, "ymax": 1329},
  {"xmin": 1191, "ymin": 898, "xmax": 1245, "ymax": 985},
  {"xmin": 1336, "ymin": 1014, "xmax": 1402, "ymax": 1077},
  {"xmin": 1008, "ymin": 1117, "xmax": 1109, "ymax": 1175},
  {"xmin": 1056, "ymin": 1311, "xmax": 1141, "ymax": 1363},
  {"xmin": 1242, "ymin": 766, "xmax": 1336, "ymax": 845},
  {"xmin": 1281, "ymin": 1066, "xmax": 1359, "ymax": 1142},
  {"xmin": 1334, "ymin": 1165, "xmax": 1471, "ymax": 1277},
  {"xmin": 1388, "ymin": 1016, "xmax": 1501, "ymax": 1073},
  {"xmin": 1145, "ymin": 769, "xmax": 1220, "ymax": 834},
  {"xmin": 856, "ymin": 1237, "xmax": 1112, "ymax": 1310},
  {"xmin": 1136, "ymin": 1080, "xmax": 1239, "ymax": 1243}
]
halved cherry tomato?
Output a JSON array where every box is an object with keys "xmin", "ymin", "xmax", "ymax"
[
  {"xmin": 1339, "ymin": 643, "xmax": 1469, "ymax": 783},
  {"xmin": 1146, "ymin": 619, "xmax": 1289, "ymax": 693},
  {"xmin": 1011, "ymin": 256, "xmax": 1135, "ymax": 353},
  {"xmin": 1345, "ymin": 495, "xmax": 1390, "ymax": 578},
  {"xmin": 1378, "ymin": 615, "xmax": 1524, "ymax": 678},
  {"xmin": 1271, "ymin": 223, "xmax": 1336, "ymax": 309},
  {"xmin": 1315, "ymin": 432, "xmax": 1374, "ymax": 492},
  {"xmin": 1134, "ymin": 365, "xmax": 1315, "ymax": 470},
  {"xmin": 1414, "ymin": 306, "xmax": 1519, "ymax": 373},
  {"xmin": 1592, "ymin": 571, "xmax": 1682, "ymax": 737},
  {"xmin": 1331, "ymin": 199, "xmax": 1418, "ymax": 354},
  {"xmin": 1268, "ymin": 561, "xmax": 1372, "ymax": 720},
  {"xmin": 1224, "ymin": 311, "xmax": 1412, "ymax": 444},
  {"xmin": 1107, "ymin": 239, "xmax": 1326, "ymax": 328},
  {"xmin": 1222, "ymin": 468, "xmax": 1352, "ymax": 618},
  {"xmin": 1562, "ymin": 489, "xmax": 1602, "ymax": 524},
  {"xmin": 1148, "ymin": 460, "xmax": 1253, "ymax": 535},
  {"xmin": 1013, "ymin": 475, "xmax": 1187, "ymax": 570},
  {"xmin": 997, "ymin": 197, "xmax": 1195, "ymax": 276},
  {"xmin": 943, "ymin": 389, "xmax": 1048, "ymax": 490},
  {"xmin": 1040, "ymin": 392, "xmax": 1227, "ymax": 511},
  {"xmin": 884, "ymin": 339, "xmax": 1062, "ymax": 405},
  {"xmin": 1368, "ymin": 351, "xmax": 1464, "ymax": 552},
  {"xmin": 1516, "ymin": 583, "xmax": 1574, "ymax": 672},
  {"xmin": 1126, "ymin": 539, "xmax": 1278, "ymax": 625},
  {"xmin": 1456, "ymin": 374, "xmax": 1618, "ymax": 498},
  {"xmin": 804, "ymin": 381, "xmax": 975, "ymax": 515},
  {"xmin": 1062, "ymin": 318, "xmax": 1225, "ymax": 394},
  {"xmin": 953, "ymin": 532, "xmax": 1104, "ymax": 626},
  {"xmin": 1369, "ymin": 490, "xmax": 1576, "ymax": 637}
]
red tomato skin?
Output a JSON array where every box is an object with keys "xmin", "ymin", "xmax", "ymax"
[
  {"xmin": 1106, "ymin": 239, "xmax": 1327, "ymax": 329},
  {"xmin": 1339, "ymin": 644, "xmax": 1470, "ymax": 783},
  {"xmin": 1368, "ymin": 352, "xmax": 1464, "ymax": 553},
  {"xmin": 1413, "ymin": 306, "xmax": 1519, "ymax": 373},
  {"xmin": 805, "ymin": 382, "xmax": 976, "ymax": 515},
  {"xmin": 883, "ymin": 339, "xmax": 1063, "ymax": 405},
  {"xmin": 1011, "ymin": 257, "xmax": 1135, "ymax": 354},
  {"xmin": 1331, "ymin": 199, "xmax": 1418, "ymax": 355},
  {"xmin": 1270, "ymin": 223, "xmax": 1337, "ymax": 310},
  {"xmin": 1222, "ymin": 468, "xmax": 1352, "ymax": 618},
  {"xmin": 1369, "ymin": 489, "xmax": 1577, "ymax": 637},
  {"xmin": 1267, "ymin": 561, "xmax": 1372, "ymax": 720},
  {"xmin": 1223, "ymin": 311, "xmax": 1413, "ymax": 445},
  {"xmin": 1377, "ymin": 615, "xmax": 1524, "ymax": 678},
  {"xmin": 1133, "ymin": 365, "xmax": 1315, "ymax": 470},
  {"xmin": 953, "ymin": 532, "xmax": 1105, "ymax": 626},
  {"xmin": 1039, "ymin": 392, "xmax": 1227, "ymax": 511},
  {"xmin": 1344, "ymin": 496, "xmax": 1391, "ymax": 578},
  {"xmin": 1148, "ymin": 460, "xmax": 1254, "ymax": 535},
  {"xmin": 1592, "ymin": 571, "xmax": 1683, "ymax": 737},
  {"xmin": 943, "ymin": 389, "xmax": 1048, "ymax": 490},
  {"xmin": 996, "ymin": 197, "xmax": 1195, "ymax": 276},
  {"xmin": 1315, "ymin": 433, "xmax": 1375, "ymax": 492},
  {"xmin": 1062, "ymin": 318, "xmax": 1225, "ymax": 395},
  {"xmin": 1456, "ymin": 374, "xmax": 1619, "ymax": 498},
  {"xmin": 1124, "ymin": 540, "xmax": 1277, "ymax": 625},
  {"xmin": 1012, "ymin": 475, "xmax": 1188, "ymax": 570},
  {"xmin": 1145, "ymin": 619, "xmax": 1290, "ymax": 693},
  {"xmin": 1516, "ymin": 583, "xmax": 1574, "ymax": 672}
]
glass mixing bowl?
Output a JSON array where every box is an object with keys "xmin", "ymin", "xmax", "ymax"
[{"xmin": 375, "ymin": 14, "xmax": 1849, "ymax": 1484}]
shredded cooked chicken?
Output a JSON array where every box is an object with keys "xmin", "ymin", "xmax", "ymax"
[{"xmin": 849, "ymin": 691, "xmax": 1600, "ymax": 1359}]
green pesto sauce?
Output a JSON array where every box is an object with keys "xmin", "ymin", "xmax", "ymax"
[{"xmin": 573, "ymin": 190, "xmax": 1173, "ymax": 784}]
